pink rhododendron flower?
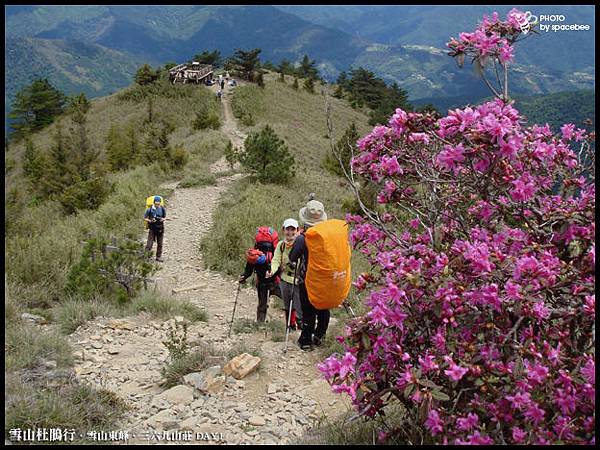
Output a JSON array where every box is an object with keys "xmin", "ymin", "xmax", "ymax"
[
  {"xmin": 325, "ymin": 9, "xmax": 595, "ymax": 445},
  {"xmin": 456, "ymin": 413, "xmax": 479, "ymax": 431},
  {"xmin": 425, "ymin": 410, "xmax": 444, "ymax": 436},
  {"xmin": 445, "ymin": 362, "xmax": 469, "ymax": 382}
]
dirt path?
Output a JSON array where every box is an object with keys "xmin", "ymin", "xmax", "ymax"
[{"xmin": 66, "ymin": 83, "xmax": 351, "ymax": 445}]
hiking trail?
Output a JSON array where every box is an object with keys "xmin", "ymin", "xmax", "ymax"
[{"xmin": 66, "ymin": 82, "xmax": 351, "ymax": 445}]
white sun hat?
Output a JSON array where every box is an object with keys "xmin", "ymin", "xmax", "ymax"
[{"xmin": 282, "ymin": 218, "xmax": 299, "ymax": 229}]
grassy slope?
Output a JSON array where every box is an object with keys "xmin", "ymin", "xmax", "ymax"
[
  {"xmin": 5, "ymin": 79, "xmax": 227, "ymax": 309},
  {"xmin": 202, "ymin": 72, "xmax": 373, "ymax": 314}
]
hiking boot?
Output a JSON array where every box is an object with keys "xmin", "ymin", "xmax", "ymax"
[
  {"xmin": 298, "ymin": 341, "xmax": 313, "ymax": 351},
  {"xmin": 288, "ymin": 323, "xmax": 297, "ymax": 331},
  {"xmin": 155, "ymin": 257, "xmax": 164, "ymax": 262},
  {"xmin": 313, "ymin": 336, "xmax": 324, "ymax": 347}
]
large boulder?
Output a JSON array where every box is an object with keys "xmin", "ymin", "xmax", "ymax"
[{"xmin": 222, "ymin": 353, "xmax": 261, "ymax": 380}]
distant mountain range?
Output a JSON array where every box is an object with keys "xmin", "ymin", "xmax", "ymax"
[{"xmin": 5, "ymin": 5, "xmax": 595, "ymax": 114}]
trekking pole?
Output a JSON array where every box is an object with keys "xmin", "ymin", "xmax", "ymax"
[
  {"xmin": 228, "ymin": 282, "xmax": 242, "ymax": 338},
  {"xmin": 283, "ymin": 260, "xmax": 300, "ymax": 354},
  {"xmin": 343, "ymin": 300, "xmax": 357, "ymax": 318}
]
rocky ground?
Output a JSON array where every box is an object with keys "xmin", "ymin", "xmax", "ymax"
[{"xmin": 63, "ymin": 83, "xmax": 351, "ymax": 445}]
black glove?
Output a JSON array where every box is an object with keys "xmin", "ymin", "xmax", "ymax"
[{"xmin": 238, "ymin": 275, "xmax": 246, "ymax": 284}]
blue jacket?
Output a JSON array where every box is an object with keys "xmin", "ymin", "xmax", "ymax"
[{"xmin": 145, "ymin": 205, "xmax": 166, "ymax": 231}]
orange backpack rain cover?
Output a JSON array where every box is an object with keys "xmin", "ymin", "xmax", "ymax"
[{"xmin": 304, "ymin": 219, "xmax": 352, "ymax": 309}]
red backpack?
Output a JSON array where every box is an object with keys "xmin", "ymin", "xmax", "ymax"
[
  {"xmin": 245, "ymin": 227, "xmax": 280, "ymax": 282},
  {"xmin": 253, "ymin": 226, "xmax": 279, "ymax": 262}
]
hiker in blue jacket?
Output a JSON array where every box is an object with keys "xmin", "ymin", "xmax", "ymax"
[{"xmin": 144, "ymin": 196, "xmax": 167, "ymax": 262}]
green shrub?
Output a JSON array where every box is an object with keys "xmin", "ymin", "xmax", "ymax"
[
  {"xmin": 192, "ymin": 110, "xmax": 221, "ymax": 130},
  {"xmin": 168, "ymin": 145, "xmax": 189, "ymax": 170},
  {"xmin": 160, "ymin": 350, "xmax": 207, "ymax": 388},
  {"xmin": 163, "ymin": 321, "xmax": 189, "ymax": 362},
  {"xmin": 241, "ymin": 113, "xmax": 255, "ymax": 126},
  {"xmin": 58, "ymin": 176, "xmax": 113, "ymax": 215}
]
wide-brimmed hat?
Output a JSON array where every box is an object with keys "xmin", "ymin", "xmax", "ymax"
[{"xmin": 299, "ymin": 200, "xmax": 327, "ymax": 227}]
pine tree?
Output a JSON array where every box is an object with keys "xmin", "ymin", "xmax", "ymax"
[
  {"xmin": 240, "ymin": 125, "xmax": 295, "ymax": 184},
  {"xmin": 278, "ymin": 59, "xmax": 293, "ymax": 75},
  {"xmin": 135, "ymin": 64, "xmax": 159, "ymax": 85},
  {"xmin": 303, "ymin": 77, "xmax": 315, "ymax": 94},
  {"xmin": 41, "ymin": 125, "xmax": 74, "ymax": 198},
  {"xmin": 298, "ymin": 55, "xmax": 319, "ymax": 80},
  {"xmin": 8, "ymin": 78, "xmax": 66, "ymax": 138},
  {"xmin": 22, "ymin": 137, "xmax": 45, "ymax": 185},
  {"xmin": 68, "ymin": 93, "xmax": 91, "ymax": 124},
  {"xmin": 193, "ymin": 50, "xmax": 221, "ymax": 66},
  {"xmin": 144, "ymin": 122, "xmax": 171, "ymax": 165},
  {"xmin": 125, "ymin": 125, "xmax": 140, "ymax": 166},
  {"xmin": 229, "ymin": 48, "xmax": 262, "ymax": 81},
  {"xmin": 69, "ymin": 106, "xmax": 98, "ymax": 181}
]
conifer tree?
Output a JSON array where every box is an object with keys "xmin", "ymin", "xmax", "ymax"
[
  {"xmin": 135, "ymin": 64, "xmax": 159, "ymax": 85},
  {"xmin": 239, "ymin": 125, "xmax": 295, "ymax": 184},
  {"xmin": 8, "ymin": 78, "xmax": 66, "ymax": 138}
]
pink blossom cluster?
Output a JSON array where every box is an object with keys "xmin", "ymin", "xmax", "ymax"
[
  {"xmin": 446, "ymin": 8, "xmax": 530, "ymax": 66},
  {"xmin": 318, "ymin": 17, "xmax": 595, "ymax": 442}
]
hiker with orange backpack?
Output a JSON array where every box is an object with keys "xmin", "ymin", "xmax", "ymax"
[
  {"xmin": 288, "ymin": 198, "xmax": 352, "ymax": 351},
  {"xmin": 268, "ymin": 218, "xmax": 302, "ymax": 331},
  {"xmin": 239, "ymin": 227, "xmax": 281, "ymax": 323},
  {"xmin": 289, "ymin": 199, "xmax": 328, "ymax": 350}
]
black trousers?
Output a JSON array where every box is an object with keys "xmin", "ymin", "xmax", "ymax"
[
  {"xmin": 256, "ymin": 282, "xmax": 278, "ymax": 322},
  {"xmin": 145, "ymin": 228, "xmax": 164, "ymax": 258},
  {"xmin": 298, "ymin": 282, "xmax": 330, "ymax": 346}
]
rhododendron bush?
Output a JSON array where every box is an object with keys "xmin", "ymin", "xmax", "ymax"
[{"xmin": 320, "ymin": 10, "xmax": 595, "ymax": 445}]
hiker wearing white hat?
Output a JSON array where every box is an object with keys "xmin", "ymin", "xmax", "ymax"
[
  {"xmin": 289, "ymin": 198, "xmax": 331, "ymax": 350},
  {"xmin": 268, "ymin": 218, "xmax": 302, "ymax": 330}
]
